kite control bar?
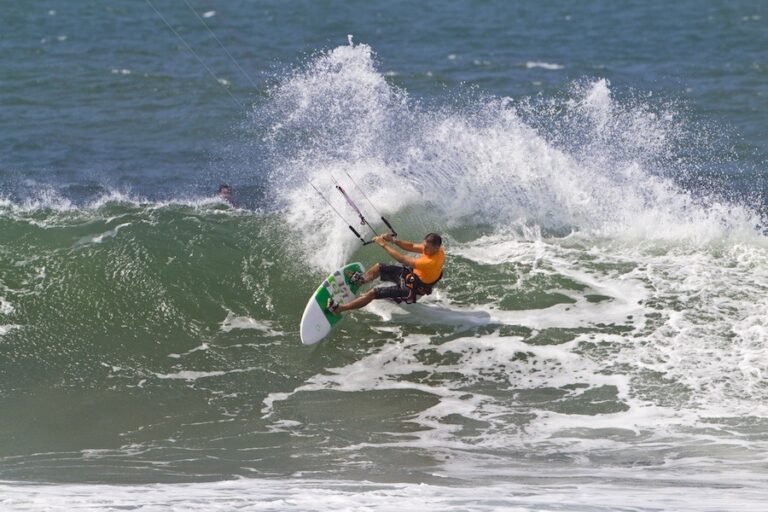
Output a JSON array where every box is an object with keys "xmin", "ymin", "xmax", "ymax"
[
  {"xmin": 308, "ymin": 174, "xmax": 398, "ymax": 246},
  {"xmin": 342, "ymin": 170, "xmax": 397, "ymax": 239}
]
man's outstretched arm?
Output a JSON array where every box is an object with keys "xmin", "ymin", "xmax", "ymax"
[
  {"xmin": 375, "ymin": 236, "xmax": 417, "ymax": 267},
  {"xmin": 383, "ymin": 233, "xmax": 422, "ymax": 253}
]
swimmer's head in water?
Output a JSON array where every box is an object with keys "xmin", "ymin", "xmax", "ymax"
[{"xmin": 218, "ymin": 184, "xmax": 232, "ymax": 198}]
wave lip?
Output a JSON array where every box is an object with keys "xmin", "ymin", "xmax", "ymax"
[{"xmin": 251, "ymin": 42, "xmax": 763, "ymax": 272}]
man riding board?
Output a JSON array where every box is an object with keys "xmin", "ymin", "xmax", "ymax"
[{"xmin": 328, "ymin": 232, "xmax": 445, "ymax": 314}]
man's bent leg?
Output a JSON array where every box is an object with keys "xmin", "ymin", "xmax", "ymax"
[
  {"xmin": 335, "ymin": 290, "xmax": 376, "ymax": 313},
  {"xmin": 361, "ymin": 263, "xmax": 380, "ymax": 284}
]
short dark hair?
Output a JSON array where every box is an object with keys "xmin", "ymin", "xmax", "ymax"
[
  {"xmin": 218, "ymin": 183, "xmax": 231, "ymax": 192},
  {"xmin": 424, "ymin": 233, "xmax": 442, "ymax": 247}
]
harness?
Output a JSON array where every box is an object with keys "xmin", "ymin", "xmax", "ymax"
[{"xmin": 393, "ymin": 269, "xmax": 444, "ymax": 304}]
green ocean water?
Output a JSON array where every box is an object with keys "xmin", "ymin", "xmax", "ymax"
[{"xmin": 2, "ymin": 200, "xmax": 767, "ymax": 491}]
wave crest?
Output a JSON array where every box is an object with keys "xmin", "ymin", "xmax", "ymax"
[{"xmin": 250, "ymin": 42, "xmax": 762, "ymax": 270}]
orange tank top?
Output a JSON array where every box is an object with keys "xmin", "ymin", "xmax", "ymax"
[{"xmin": 412, "ymin": 247, "xmax": 445, "ymax": 284}]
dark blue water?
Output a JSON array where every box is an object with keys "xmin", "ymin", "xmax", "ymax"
[{"xmin": 2, "ymin": 1, "xmax": 765, "ymax": 204}]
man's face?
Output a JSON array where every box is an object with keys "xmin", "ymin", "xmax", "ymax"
[{"xmin": 423, "ymin": 240, "xmax": 439, "ymax": 255}]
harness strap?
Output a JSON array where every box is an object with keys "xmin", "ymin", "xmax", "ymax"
[{"xmin": 394, "ymin": 270, "xmax": 443, "ymax": 304}]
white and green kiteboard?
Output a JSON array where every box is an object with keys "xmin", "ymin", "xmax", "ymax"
[{"xmin": 299, "ymin": 262, "xmax": 366, "ymax": 345}]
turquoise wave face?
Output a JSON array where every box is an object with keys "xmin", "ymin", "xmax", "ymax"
[{"xmin": 1, "ymin": 199, "xmax": 768, "ymax": 487}]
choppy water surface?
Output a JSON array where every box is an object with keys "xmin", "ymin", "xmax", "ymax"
[{"xmin": 1, "ymin": 1, "xmax": 767, "ymax": 510}]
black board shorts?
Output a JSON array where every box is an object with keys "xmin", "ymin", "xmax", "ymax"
[{"xmin": 373, "ymin": 263, "xmax": 411, "ymax": 300}]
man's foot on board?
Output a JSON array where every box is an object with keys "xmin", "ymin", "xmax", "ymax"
[
  {"xmin": 348, "ymin": 271, "xmax": 365, "ymax": 286},
  {"xmin": 326, "ymin": 298, "xmax": 341, "ymax": 315}
]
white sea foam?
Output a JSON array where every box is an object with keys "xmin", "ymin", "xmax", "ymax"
[
  {"xmin": 167, "ymin": 343, "xmax": 209, "ymax": 359},
  {"xmin": 153, "ymin": 367, "xmax": 257, "ymax": 381},
  {"xmin": 154, "ymin": 370, "xmax": 226, "ymax": 381},
  {"xmin": 1, "ymin": 475, "xmax": 766, "ymax": 512},
  {"xmin": 0, "ymin": 324, "xmax": 20, "ymax": 336},
  {"xmin": 73, "ymin": 222, "xmax": 132, "ymax": 247},
  {"xmin": 260, "ymin": 41, "xmax": 421, "ymax": 269},
  {"xmin": 525, "ymin": 61, "xmax": 564, "ymax": 70},
  {"xmin": 0, "ymin": 298, "xmax": 15, "ymax": 316},
  {"xmin": 0, "ymin": 189, "xmax": 251, "ymax": 229},
  {"xmin": 257, "ymin": 43, "xmax": 762, "ymax": 274},
  {"xmin": 220, "ymin": 310, "xmax": 282, "ymax": 335},
  {"xmin": 262, "ymin": 219, "xmax": 768, "ymax": 481}
]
